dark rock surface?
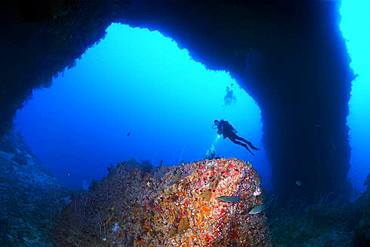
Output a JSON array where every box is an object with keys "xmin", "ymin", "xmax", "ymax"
[
  {"xmin": 1, "ymin": 0, "xmax": 353, "ymax": 200},
  {"xmin": 0, "ymin": 132, "xmax": 69, "ymax": 247},
  {"xmin": 353, "ymin": 174, "xmax": 370, "ymax": 246}
]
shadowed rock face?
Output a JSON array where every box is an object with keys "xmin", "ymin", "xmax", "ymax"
[
  {"xmin": 0, "ymin": 0, "xmax": 353, "ymax": 200},
  {"xmin": 0, "ymin": 131, "xmax": 69, "ymax": 246}
]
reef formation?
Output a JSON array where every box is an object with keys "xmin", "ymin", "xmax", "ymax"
[{"xmin": 54, "ymin": 158, "xmax": 270, "ymax": 246}]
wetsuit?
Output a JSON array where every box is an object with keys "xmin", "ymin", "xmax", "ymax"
[{"xmin": 217, "ymin": 120, "xmax": 258, "ymax": 156}]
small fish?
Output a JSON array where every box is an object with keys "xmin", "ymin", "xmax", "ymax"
[
  {"xmin": 217, "ymin": 196, "xmax": 241, "ymax": 203},
  {"xmin": 126, "ymin": 131, "xmax": 131, "ymax": 136},
  {"xmin": 248, "ymin": 204, "xmax": 266, "ymax": 215},
  {"xmin": 295, "ymin": 180, "xmax": 303, "ymax": 186},
  {"xmin": 253, "ymin": 188, "xmax": 262, "ymax": 197}
]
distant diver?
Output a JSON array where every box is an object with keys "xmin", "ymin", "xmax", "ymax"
[
  {"xmin": 213, "ymin": 119, "xmax": 259, "ymax": 156},
  {"xmin": 224, "ymin": 84, "xmax": 236, "ymax": 105}
]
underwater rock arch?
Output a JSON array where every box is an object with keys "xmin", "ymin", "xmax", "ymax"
[{"xmin": 1, "ymin": 0, "xmax": 353, "ymax": 201}]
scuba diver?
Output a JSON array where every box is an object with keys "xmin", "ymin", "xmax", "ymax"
[{"xmin": 213, "ymin": 120, "xmax": 259, "ymax": 156}]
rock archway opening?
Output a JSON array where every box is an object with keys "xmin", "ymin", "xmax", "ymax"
[{"xmin": 14, "ymin": 23, "xmax": 269, "ymax": 189}]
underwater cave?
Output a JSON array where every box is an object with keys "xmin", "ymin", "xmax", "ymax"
[
  {"xmin": 1, "ymin": 0, "xmax": 353, "ymax": 201},
  {"xmin": 3, "ymin": 0, "xmax": 370, "ymax": 246}
]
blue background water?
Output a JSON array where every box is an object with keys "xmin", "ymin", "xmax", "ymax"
[
  {"xmin": 340, "ymin": 0, "xmax": 370, "ymax": 193},
  {"xmin": 15, "ymin": 24, "xmax": 270, "ymax": 189}
]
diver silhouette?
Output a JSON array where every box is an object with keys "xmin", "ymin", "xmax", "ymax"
[{"xmin": 213, "ymin": 120, "xmax": 259, "ymax": 156}]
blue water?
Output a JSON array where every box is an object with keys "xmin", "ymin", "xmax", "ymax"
[
  {"xmin": 340, "ymin": 0, "xmax": 370, "ymax": 192},
  {"xmin": 15, "ymin": 24, "xmax": 270, "ymax": 189}
]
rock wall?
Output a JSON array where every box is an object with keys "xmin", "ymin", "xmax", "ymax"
[
  {"xmin": 353, "ymin": 174, "xmax": 370, "ymax": 246},
  {"xmin": 0, "ymin": 132, "xmax": 69, "ymax": 246}
]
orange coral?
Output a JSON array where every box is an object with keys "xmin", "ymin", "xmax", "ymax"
[{"xmin": 54, "ymin": 158, "xmax": 271, "ymax": 246}]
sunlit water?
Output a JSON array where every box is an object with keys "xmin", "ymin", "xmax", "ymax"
[
  {"xmin": 15, "ymin": 24, "xmax": 270, "ymax": 189},
  {"xmin": 340, "ymin": 0, "xmax": 370, "ymax": 192}
]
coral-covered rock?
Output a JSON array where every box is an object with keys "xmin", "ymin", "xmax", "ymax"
[{"xmin": 54, "ymin": 158, "xmax": 270, "ymax": 246}]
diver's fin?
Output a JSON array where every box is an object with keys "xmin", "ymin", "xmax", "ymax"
[{"xmin": 245, "ymin": 147, "xmax": 255, "ymax": 156}]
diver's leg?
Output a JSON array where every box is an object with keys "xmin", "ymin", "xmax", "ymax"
[
  {"xmin": 234, "ymin": 135, "xmax": 248, "ymax": 143},
  {"xmin": 230, "ymin": 138, "xmax": 255, "ymax": 156},
  {"xmin": 234, "ymin": 135, "xmax": 259, "ymax": 150},
  {"xmin": 246, "ymin": 140, "xmax": 259, "ymax": 150}
]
